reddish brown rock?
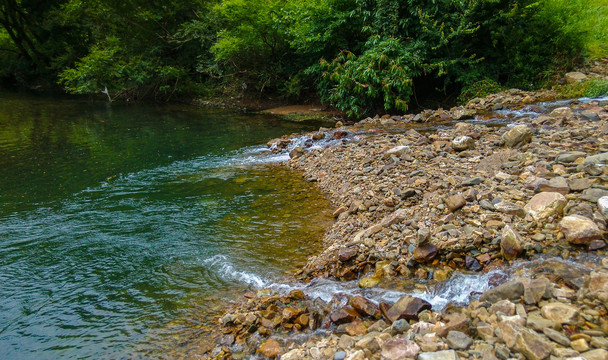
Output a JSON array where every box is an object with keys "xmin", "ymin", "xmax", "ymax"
[
  {"xmin": 257, "ymin": 339, "xmax": 283, "ymax": 358},
  {"xmin": 349, "ymin": 296, "xmax": 381, "ymax": 318},
  {"xmin": 414, "ymin": 243, "xmax": 438, "ymax": 263},
  {"xmin": 385, "ymin": 296, "xmax": 432, "ymax": 322},
  {"xmin": 444, "ymin": 194, "xmax": 466, "ymax": 212},
  {"xmin": 330, "ymin": 307, "xmax": 359, "ymax": 324},
  {"xmin": 338, "ymin": 247, "xmax": 357, "ymax": 262}
]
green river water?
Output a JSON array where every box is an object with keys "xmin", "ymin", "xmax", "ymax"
[{"xmin": 0, "ymin": 92, "xmax": 332, "ymax": 359}]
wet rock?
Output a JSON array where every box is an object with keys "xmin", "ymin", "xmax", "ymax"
[
  {"xmin": 289, "ymin": 147, "xmax": 304, "ymax": 159},
  {"xmin": 550, "ymin": 107, "xmax": 574, "ymax": 118},
  {"xmin": 418, "ymin": 350, "xmax": 460, "ymax": 360},
  {"xmin": 444, "ymin": 194, "xmax": 467, "ymax": 212},
  {"xmin": 358, "ymin": 275, "xmax": 382, "ymax": 288},
  {"xmin": 560, "ymin": 214, "xmax": 602, "ymax": 245},
  {"xmin": 330, "ymin": 308, "xmax": 358, "ymax": 325},
  {"xmin": 386, "ymin": 295, "xmax": 432, "ymax": 322},
  {"xmin": 333, "ymin": 206, "xmax": 348, "ymax": 218},
  {"xmin": 414, "ymin": 243, "xmax": 438, "ymax": 263},
  {"xmin": 524, "ymin": 192, "xmax": 567, "ymax": 221},
  {"xmin": 466, "ymin": 255, "xmax": 482, "ymax": 271},
  {"xmin": 502, "ymin": 125, "xmax": 532, "ymax": 148},
  {"xmin": 501, "ymin": 225, "xmax": 523, "ymax": 261},
  {"xmin": 381, "ymin": 338, "xmax": 421, "ymax": 360},
  {"xmin": 257, "ymin": 339, "xmax": 283, "ymax": 358},
  {"xmin": 349, "ymin": 296, "xmax": 381, "ymax": 318},
  {"xmin": 540, "ymin": 302, "xmax": 579, "ymax": 325},
  {"xmin": 480, "ymin": 280, "xmax": 524, "ymax": 302},
  {"xmin": 452, "ymin": 136, "xmax": 475, "ymax": 151},
  {"xmin": 446, "ymin": 331, "xmax": 473, "ymax": 350},
  {"xmin": 537, "ymin": 177, "xmax": 569, "ymax": 195}
]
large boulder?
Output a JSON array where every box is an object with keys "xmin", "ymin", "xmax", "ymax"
[
  {"xmin": 559, "ymin": 215, "xmax": 602, "ymax": 245},
  {"xmin": 524, "ymin": 192, "xmax": 567, "ymax": 221}
]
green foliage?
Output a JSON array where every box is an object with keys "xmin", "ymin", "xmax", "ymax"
[
  {"xmin": 556, "ymin": 79, "xmax": 608, "ymax": 99},
  {"xmin": 318, "ymin": 36, "xmax": 419, "ymax": 117},
  {"xmin": 457, "ymin": 79, "xmax": 505, "ymax": 104},
  {"xmin": 0, "ymin": 0, "xmax": 604, "ymax": 110}
]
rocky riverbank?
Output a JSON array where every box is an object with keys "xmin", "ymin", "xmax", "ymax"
[{"xmin": 200, "ymin": 87, "xmax": 608, "ymax": 360}]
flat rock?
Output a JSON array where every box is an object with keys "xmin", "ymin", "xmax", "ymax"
[
  {"xmin": 502, "ymin": 125, "xmax": 532, "ymax": 148},
  {"xmin": 386, "ymin": 295, "xmax": 432, "ymax": 322},
  {"xmin": 543, "ymin": 328, "xmax": 571, "ymax": 346},
  {"xmin": 537, "ymin": 177, "xmax": 569, "ymax": 195},
  {"xmin": 446, "ymin": 331, "xmax": 473, "ymax": 350},
  {"xmin": 524, "ymin": 192, "xmax": 567, "ymax": 221},
  {"xmin": 418, "ymin": 350, "xmax": 460, "ymax": 360},
  {"xmin": 381, "ymin": 338, "xmax": 421, "ymax": 360},
  {"xmin": 540, "ymin": 302, "xmax": 579, "ymax": 325},
  {"xmin": 349, "ymin": 296, "xmax": 381, "ymax": 318},
  {"xmin": 462, "ymin": 177, "xmax": 484, "ymax": 186},
  {"xmin": 480, "ymin": 280, "xmax": 524, "ymax": 302},
  {"xmin": 555, "ymin": 151, "xmax": 587, "ymax": 163},
  {"xmin": 565, "ymin": 71, "xmax": 587, "ymax": 83},
  {"xmin": 584, "ymin": 152, "xmax": 608, "ymax": 166},
  {"xmin": 494, "ymin": 200, "xmax": 525, "ymax": 217},
  {"xmin": 582, "ymin": 188, "xmax": 608, "ymax": 202},
  {"xmin": 568, "ymin": 178, "xmax": 591, "ymax": 192},
  {"xmin": 582, "ymin": 349, "xmax": 608, "ymax": 360},
  {"xmin": 559, "ymin": 215, "xmax": 602, "ymax": 245}
]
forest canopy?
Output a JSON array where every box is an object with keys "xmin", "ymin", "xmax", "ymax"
[{"xmin": 1, "ymin": 0, "xmax": 606, "ymax": 116}]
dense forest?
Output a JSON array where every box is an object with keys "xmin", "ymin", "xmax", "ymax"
[{"xmin": 1, "ymin": 0, "xmax": 606, "ymax": 116}]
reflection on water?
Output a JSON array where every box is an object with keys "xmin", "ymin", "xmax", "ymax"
[{"xmin": 0, "ymin": 92, "xmax": 332, "ymax": 359}]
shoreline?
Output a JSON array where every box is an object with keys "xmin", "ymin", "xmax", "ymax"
[{"xmin": 198, "ymin": 85, "xmax": 608, "ymax": 360}]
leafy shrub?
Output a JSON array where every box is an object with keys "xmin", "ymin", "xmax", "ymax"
[{"xmin": 457, "ymin": 79, "xmax": 505, "ymax": 104}]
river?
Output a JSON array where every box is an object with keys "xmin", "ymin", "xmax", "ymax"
[{"xmin": 0, "ymin": 92, "xmax": 333, "ymax": 359}]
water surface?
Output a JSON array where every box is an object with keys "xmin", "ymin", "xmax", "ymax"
[{"xmin": 0, "ymin": 93, "xmax": 332, "ymax": 359}]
